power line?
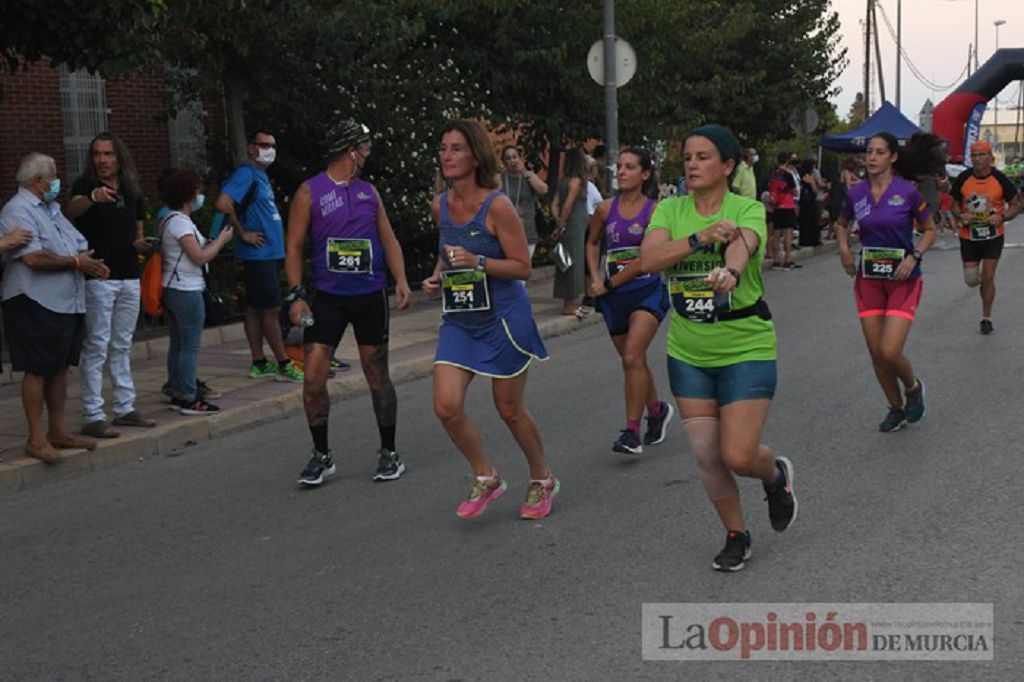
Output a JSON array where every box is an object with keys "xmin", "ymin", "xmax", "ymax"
[{"xmin": 876, "ymin": 1, "xmax": 969, "ymax": 92}]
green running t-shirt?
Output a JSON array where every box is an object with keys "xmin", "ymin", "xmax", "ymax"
[{"xmin": 647, "ymin": 192, "xmax": 776, "ymax": 367}]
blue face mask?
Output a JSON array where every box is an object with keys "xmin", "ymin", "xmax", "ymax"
[
  {"xmin": 43, "ymin": 178, "xmax": 61, "ymax": 203},
  {"xmin": 192, "ymin": 194, "xmax": 205, "ymax": 212}
]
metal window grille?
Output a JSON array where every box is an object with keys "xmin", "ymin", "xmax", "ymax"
[
  {"xmin": 59, "ymin": 66, "xmax": 108, "ymax": 181},
  {"xmin": 169, "ymin": 101, "xmax": 207, "ymax": 170}
]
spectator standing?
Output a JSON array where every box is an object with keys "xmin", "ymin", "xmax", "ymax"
[
  {"xmin": 797, "ymin": 159, "xmax": 822, "ymax": 247},
  {"xmin": 500, "ymin": 145, "xmax": 548, "ymax": 258},
  {"xmin": 215, "ymin": 129, "xmax": 303, "ymax": 382},
  {"xmin": 551, "ymin": 149, "xmax": 589, "ymax": 316},
  {"xmin": 734, "ymin": 147, "xmax": 758, "ymax": 199},
  {"xmin": 768, "ymin": 152, "xmax": 799, "ymax": 270},
  {"xmin": 0, "ymin": 153, "xmax": 110, "ymax": 461},
  {"xmin": 161, "ymin": 170, "xmax": 234, "ymax": 415},
  {"xmin": 65, "ymin": 133, "xmax": 156, "ymax": 438}
]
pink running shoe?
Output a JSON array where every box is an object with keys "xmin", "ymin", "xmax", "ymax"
[
  {"xmin": 519, "ymin": 470, "xmax": 560, "ymax": 520},
  {"xmin": 456, "ymin": 472, "xmax": 507, "ymax": 519}
]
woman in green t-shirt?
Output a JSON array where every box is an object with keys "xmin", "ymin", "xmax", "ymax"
[{"xmin": 640, "ymin": 124, "xmax": 798, "ymax": 573}]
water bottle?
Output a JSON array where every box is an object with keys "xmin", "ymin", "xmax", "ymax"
[{"xmin": 300, "ymin": 314, "xmax": 315, "ymax": 328}]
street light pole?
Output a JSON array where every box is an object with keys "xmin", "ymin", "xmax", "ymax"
[
  {"xmin": 994, "ymin": 20, "xmax": 1006, "ymax": 158},
  {"xmin": 603, "ymin": 0, "xmax": 619, "ymax": 193}
]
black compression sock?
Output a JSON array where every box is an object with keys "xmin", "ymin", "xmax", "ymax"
[
  {"xmin": 310, "ymin": 424, "xmax": 329, "ymax": 454},
  {"xmin": 278, "ymin": 358, "xmax": 290, "ymax": 371},
  {"xmin": 379, "ymin": 424, "xmax": 396, "ymax": 452}
]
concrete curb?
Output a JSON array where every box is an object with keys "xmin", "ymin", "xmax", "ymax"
[
  {"xmin": 0, "ymin": 246, "xmax": 836, "ymax": 493},
  {"xmin": 0, "ymin": 290, "xmax": 598, "ymax": 493}
]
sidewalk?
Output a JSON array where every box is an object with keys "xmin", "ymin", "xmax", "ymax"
[
  {"xmin": 0, "ymin": 267, "xmax": 600, "ymax": 492},
  {"xmin": 0, "ymin": 243, "xmax": 837, "ymax": 494}
]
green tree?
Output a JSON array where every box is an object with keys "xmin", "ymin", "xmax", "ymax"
[{"xmin": 0, "ymin": 0, "xmax": 165, "ymax": 73}]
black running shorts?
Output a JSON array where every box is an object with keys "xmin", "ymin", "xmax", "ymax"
[
  {"xmin": 304, "ymin": 289, "xmax": 390, "ymax": 348},
  {"xmin": 959, "ymin": 235, "xmax": 1004, "ymax": 263}
]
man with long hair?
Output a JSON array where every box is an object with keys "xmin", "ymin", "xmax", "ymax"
[{"xmin": 66, "ymin": 133, "xmax": 156, "ymax": 437}]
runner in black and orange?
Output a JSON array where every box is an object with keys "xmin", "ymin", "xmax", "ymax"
[{"xmin": 950, "ymin": 140, "xmax": 1021, "ymax": 335}]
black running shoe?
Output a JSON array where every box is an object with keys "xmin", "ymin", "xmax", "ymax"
[
  {"xmin": 298, "ymin": 450, "xmax": 336, "ymax": 486},
  {"xmin": 878, "ymin": 407, "xmax": 907, "ymax": 432},
  {"xmin": 980, "ymin": 319, "xmax": 994, "ymax": 335},
  {"xmin": 764, "ymin": 457, "xmax": 798, "ymax": 532},
  {"xmin": 612, "ymin": 429, "xmax": 642, "ymax": 455},
  {"xmin": 372, "ymin": 449, "xmax": 405, "ymax": 481},
  {"xmin": 712, "ymin": 530, "xmax": 752, "ymax": 572},
  {"xmin": 905, "ymin": 379, "xmax": 925, "ymax": 423},
  {"xmin": 642, "ymin": 401, "xmax": 675, "ymax": 445}
]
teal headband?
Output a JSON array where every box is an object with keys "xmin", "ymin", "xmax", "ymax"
[{"xmin": 688, "ymin": 124, "xmax": 741, "ymax": 165}]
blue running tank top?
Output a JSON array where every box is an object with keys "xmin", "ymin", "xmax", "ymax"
[
  {"xmin": 307, "ymin": 173, "xmax": 386, "ymax": 296},
  {"xmin": 604, "ymin": 195, "xmax": 657, "ymax": 293},
  {"xmin": 437, "ymin": 189, "xmax": 529, "ymax": 328}
]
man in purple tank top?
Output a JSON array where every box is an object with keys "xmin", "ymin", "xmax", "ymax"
[{"xmin": 284, "ymin": 120, "xmax": 412, "ymax": 487}]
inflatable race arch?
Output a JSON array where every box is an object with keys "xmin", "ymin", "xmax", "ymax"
[{"xmin": 932, "ymin": 48, "xmax": 1024, "ymax": 162}]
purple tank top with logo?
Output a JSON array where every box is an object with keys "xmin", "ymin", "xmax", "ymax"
[
  {"xmin": 306, "ymin": 173, "xmax": 386, "ymax": 296},
  {"xmin": 603, "ymin": 196, "xmax": 656, "ymax": 293}
]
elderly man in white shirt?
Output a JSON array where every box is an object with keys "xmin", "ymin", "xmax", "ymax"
[{"xmin": 0, "ymin": 153, "xmax": 110, "ymax": 462}]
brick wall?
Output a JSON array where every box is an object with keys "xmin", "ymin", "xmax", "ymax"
[
  {"xmin": 106, "ymin": 75, "xmax": 171, "ymax": 202},
  {"xmin": 0, "ymin": 60, "xmax": 66, "ymax": 199}
]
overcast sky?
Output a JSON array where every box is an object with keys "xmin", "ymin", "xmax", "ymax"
[{"xmin": 830, "ymin": 0, "xmax": 1022, "ymax": 121}]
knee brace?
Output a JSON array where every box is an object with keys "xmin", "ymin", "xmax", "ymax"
[
  {"xmin": 963, "ymin": 266, "xmax": 980, "ymax": 288},
  {"xmin": 683, "ymin": 416, "xmax": 738, "ymax": 502}
]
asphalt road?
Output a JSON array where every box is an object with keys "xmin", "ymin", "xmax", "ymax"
[{"xmin": 2, "ymin": 228, "xmax": 1023, "ymax": 680}]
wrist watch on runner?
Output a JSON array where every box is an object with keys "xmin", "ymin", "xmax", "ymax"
[
  {"xmin": 688, "ymin": 233, "xmax": 701, "ymax": 251},
  {"xmin": 727, "ymin": 267, "xmax": 742, "ymax": 286},
  {"xmin": 475, "ymin": 254, "xmax": 487, "ymax": 272},
  {"xmin": 912, "ymin": 250, "xmax": 922, "ymax": 263}
]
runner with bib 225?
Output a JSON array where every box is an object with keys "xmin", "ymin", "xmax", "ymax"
[{"xmin": 835, "ymin": 131, "xmax": 940, "ymax": 433}]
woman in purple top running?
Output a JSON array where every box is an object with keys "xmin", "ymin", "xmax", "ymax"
[
  {"xmin": 585, "ymin": 148, "xmax": 674, "ymax": 456},
  {"xmin": 422, "ymin": 120, "xmax": 558, "ymax": 521},
  {"xmin": 835, "ymin": 132, "xmax": 941, "ymax": 433}
]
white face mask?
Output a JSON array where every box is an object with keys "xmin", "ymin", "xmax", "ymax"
[{"xmin": 257, "ymin": 147, "xmax": 276, "ymax": 165}]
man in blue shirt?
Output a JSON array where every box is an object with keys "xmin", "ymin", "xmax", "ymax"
[{"xmin": 215, "ymin": 129, "xmax": 302, "ymax": 381}]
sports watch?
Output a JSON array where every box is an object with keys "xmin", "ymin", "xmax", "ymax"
[{"xmin": 476, "ymin": 254, "xmax": 487, "ymax": 272}]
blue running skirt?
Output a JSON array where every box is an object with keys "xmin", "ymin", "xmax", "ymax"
[{"xmin": 435, "ymin": 299, "xmax": 548, "ymax": 378}]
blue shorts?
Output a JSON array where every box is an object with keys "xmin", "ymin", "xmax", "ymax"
[
  {"xmin": 667, "ymin": 357, "xmax": 777, "ymax": 405},
  {"xmin": 595, "ymin": 279, "xmax": 669, "ymax": 336}
]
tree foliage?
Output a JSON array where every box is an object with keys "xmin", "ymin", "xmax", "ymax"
[
  {"xmin": 4, "ymin": 0, "xmax": 847, "ymax": 281},
  {"xmin": 0, "ymin": 0, "xmax": 164, "ymax": 73}
]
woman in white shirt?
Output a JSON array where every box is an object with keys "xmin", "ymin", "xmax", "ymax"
[{"xmin": 158, "ymin": 169, "xmax": 233, "ymax": 415}]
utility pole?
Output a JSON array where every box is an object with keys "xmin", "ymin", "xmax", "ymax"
[
  {"xmin": 974, "ymin": 0, "xmax": 979, "ymax": 72},
  {"xmin": 994, "ymin": 20, "xmax": 1006, "ymax": 157},
  {"xmin": 864, "ymin": 0, "xmax": 872, "ymax": 115},
  {"xmin": 895, "ymin": 0, "xmax": 902, "ymax": 110},
  {"xmin": 603, "ymin": 0, "xmax": 618, "ymax": 193},
  {"xmin": 872, "ymin": 0, "xmax": 886, "ymax": 104}
]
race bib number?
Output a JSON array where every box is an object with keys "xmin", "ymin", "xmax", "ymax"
[
  {"xmin": 968, "ymin": 221, "xmax": 996, "ymax": 241},
  {"xmin": 327, "ymin": 238, "xmax": 372, "ymax": 274},
  {"xmin": 441, "ymin": 269, "xmax": 490, "ymax": 313},
  {"xmin": 668, "ymin": 273, "xmax": 731, "ymax": 323},
  {"xmin": 605, "ymin": 246, "xmax": 639, "ymax": 279},
  {"xmin": 861, "ymin": 246, "xmax": 904, "ymax": 280}
]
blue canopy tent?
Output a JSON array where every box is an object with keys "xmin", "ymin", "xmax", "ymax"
[{"xmin": 820, "ymin": 101, "xmax": 922, "ymax": 152}]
